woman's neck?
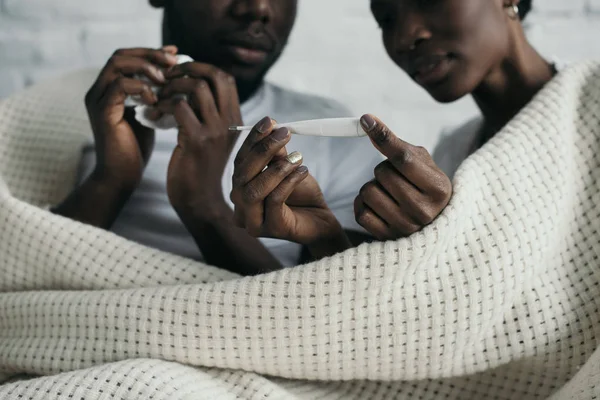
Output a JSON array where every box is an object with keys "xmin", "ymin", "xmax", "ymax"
[{"xmin": 472, "ymin": 30, "xmax": 555, "ymax": 139}]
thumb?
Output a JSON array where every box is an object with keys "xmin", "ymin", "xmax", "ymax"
[{"xmin": 359, "ymin": 114, "xmax": 411, "ymax": 159}]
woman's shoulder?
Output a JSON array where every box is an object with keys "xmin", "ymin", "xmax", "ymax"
[{"xmin": 433, "ymin": 117, "xmax": 484, "ymax": 179}]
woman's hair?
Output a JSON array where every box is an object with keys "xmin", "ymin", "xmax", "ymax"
[{"xmin": 519, "ymin": 0, "xmax": 532, "ymax": 20}]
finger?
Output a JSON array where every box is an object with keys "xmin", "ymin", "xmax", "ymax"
[
  {"xmin": 263, "ymin": 166, "xmax": 309, "ymax": 233},
  {"xmin": 385, "ymin": 146, "xmax": 449, "ymax": 195},
  {"xmin": 93, "ymin": 56, "xmax": 167, "ymax": 98},
  {"xmin": 152, "ymin": 93, "xmax": 188, "ymax": 115},
  {"xmin": 165, "ymin": 62, "xmax": 238, "ymax": 113},
  {"xmin": 233, "ymin": 207, "xmax": 246, "ymax": 229},
  {"xmin": 359, "ymin": 114, "xmax": 412, "ymax": 158},
  {"xmin": 359, "ymin": 181, "xmax": 420, "ymax": 237},
  {"xmin": 270, "ymin": 140, "xmax": 289, "ymax": 161},
  {"xmin": 242, "ymin": 156, "xmax": 303, "ymax": 206},
  {"xmin": 161, "ymin": 45, "xmax": 178, "ymax": 55},
  {"xmin": 354, "ymin": 196, "xmax": 394, "ymax": 241},
  {"xmin": 171, "ymin": 99, "xmax": 202, "ymax": 147},
  {"xmin": 166, "ymin": 61, "xmax": 222, "ymax": 79},
  {"xmin": 238, "ymin": 155, "xmax": 303, "ymax": 234},
  {"xmin": 360, "ymin": 114, "xmax": 446, "ymax": 193},
  {"xmin": 91, "ymin": 48, "xmax": 179, "ymax": 99},
  {"xmin": 374, "ymin": 161, "xmax": 439, "ymax": 225},
  {"xmin": 235, "ymin": 116, "xmax": 275, "ymax": 162},
  {"xmin": 233, "ymin": 127, "xmax": 292, "ymax": 187},
  {"xmin": 188, "ymin": 79, "xmax": 220, "ymax": 122},
  {"xmin": 158, "ymin": 78, "xmax": 218, "ymax": 123},
  {"xmin": 112, "ymin": 48, "xmax": 179, "ymax": 68},
  {"xmin": 265, "ymin": 166, "xmax": 310, "ymax": 208},
  {"xmin": 101, "ymin": 77, "xmax": 158, "ymax": 108},
  {"xmin": 145, "ymin": 107, "xmax": 163, "ymax": 121}
]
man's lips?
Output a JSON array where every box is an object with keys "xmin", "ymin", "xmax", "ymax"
[
  {"xmin": 221, "ymin": 32, "xmax": 275, "ymax": 65},
  {"xmin": 225, "ymin": 45, "xmax": 269, "ymax": 65}
]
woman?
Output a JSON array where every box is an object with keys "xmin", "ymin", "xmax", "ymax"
[{"xmin": 230, "ymin": 0, "xmax": 555, "ymax": 259}]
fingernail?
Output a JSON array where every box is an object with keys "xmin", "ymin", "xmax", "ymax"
[
  {"xmin": 155, "ymin": 68, "xmax": 165, "ymax": 82},
  {"xmin": 286, "ymin": 151, "xmax": 303, "ymax": 164},
  {"xmin": 166, "ymin": 53, "xmax": 179, "ymax": 63},
  {"xmin": 256, "ymin": 116, "xmax": 272, "ymax": 133},
  {"xmin": 271, "ymin": 127, "xmax": 290, "ymax": 142},
  {"xmin": 162, "ymin": 45, "xmax": 177, "ymax": 53},
  {"xmin": 171, "ymin": 93, "xmax": 188, "ymax": 104},
  {"xmin": 296, "ymin": 166, "xmax": 309, "ymax": 174},
  {"xmin": 360, "ymin": 115, "xmax": 377, "ymax": 132}
]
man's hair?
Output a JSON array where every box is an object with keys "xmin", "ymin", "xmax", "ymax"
[{"xmin": 519, "ymin": 0, "xmax": 532, "ymax": 20}]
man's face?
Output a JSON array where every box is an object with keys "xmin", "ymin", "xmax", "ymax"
[{"xmin": 163, "ymin": 0, "xmax": 298, "ymax": 89}]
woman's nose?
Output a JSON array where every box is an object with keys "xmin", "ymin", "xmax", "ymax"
[{"xmin": 391, "ymin": 12, "xmax": 431, "ymax": 53}]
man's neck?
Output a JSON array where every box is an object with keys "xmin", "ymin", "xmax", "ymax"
[
  {"xmin": 237, "ymin": 79, "xmax": 264, "ymax": 104},
  {"xmin": 472, "ymin": 30, "xmax": 555, "ymax": 138}
]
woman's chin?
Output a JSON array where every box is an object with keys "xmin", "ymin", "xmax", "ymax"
[{"xmin": 426, "ymin": 84, "xmax": 470, "ymax": 104}]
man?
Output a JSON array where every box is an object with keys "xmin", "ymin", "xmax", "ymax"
[{"xmin": 53, "ymin": 0, "xmax": 384, "ymax": 275}]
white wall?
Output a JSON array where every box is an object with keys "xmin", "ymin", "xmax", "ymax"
[{"xmin": 1, "ymin": 0, "xmax": 599, "ymax": 149}]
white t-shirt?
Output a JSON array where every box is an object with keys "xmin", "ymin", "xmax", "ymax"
[{"xmin": 79, "ymin": 82, "xmax": 385, "ymax": 266}]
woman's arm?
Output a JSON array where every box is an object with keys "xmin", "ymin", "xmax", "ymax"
[{"xmin": 231, "ymin": 117, "xmax": 353, "ymax": 261}]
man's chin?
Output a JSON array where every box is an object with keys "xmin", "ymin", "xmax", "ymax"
[
  {"xmin": 223, "ymin": 66, "xmax": 269, "ymax": 100},
  {"xmin": 227, "ymin": 63, "xmax": 269, "ymax": 84}
]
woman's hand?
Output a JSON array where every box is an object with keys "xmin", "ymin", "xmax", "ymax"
[
  {"xmin": 231, "ymin": 117, "xmax": 350, "ymax": 255},
  {"xmin": 355, "ymin": 114, "xmax": 452, "ymax": 240}
]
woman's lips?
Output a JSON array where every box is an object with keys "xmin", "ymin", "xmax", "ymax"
[{"xmin": 410, "ymin": 55, "xmax": 452, "ymax": 86}]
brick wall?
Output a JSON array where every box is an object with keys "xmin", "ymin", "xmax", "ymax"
[{"xmin": 1, "ymin": 0, "xmax": 599, "ymax": 148}]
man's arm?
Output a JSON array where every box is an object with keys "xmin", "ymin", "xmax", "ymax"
[
  {"xmin": 52, "ymin": 47, "xmax": 180, "ymax": 229},
  {"xmin": 51, "ymin": 173, "xmax": 134, "ymax": 229}
]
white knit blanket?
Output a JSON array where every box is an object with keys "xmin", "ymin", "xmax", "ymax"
[{"xmin": 1, "ymin": 62, "xmax": 600, "ymax": 400}]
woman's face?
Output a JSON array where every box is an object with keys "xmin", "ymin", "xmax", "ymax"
[{"xmin": 371, "ymin": 0, "xmax": 515, "ymax": 103}]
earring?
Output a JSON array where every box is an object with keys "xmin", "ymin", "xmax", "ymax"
[{"xmin": 505, "ymin": 3, "xmax": 520, "ymax": 19}]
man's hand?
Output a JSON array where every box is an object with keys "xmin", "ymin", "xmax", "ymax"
[
  {"xmin": 152, "ymin": 68, "xmax": 284, "ymax": 275},
  {"xmin": 355, "ymin": 114, "xmax": 452, "ymax": 240},
  {"xmin": 153, "ymin": 62, "xmax": 243, "ymax": 220},
  {"xmin": 231, "ymin": 117, "xmax": 352, "ymax": 259},
  {"xmin": 85, "ymin": 46, "xmax": 179, "ymax": 189},
  {"xmin": 52, "ymin": 47, "xmax": 179, "ymax": 229}
]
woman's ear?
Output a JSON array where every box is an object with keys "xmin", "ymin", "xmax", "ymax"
[{"xmin": 149, "ymin": 0, "xmax": 166, "ymax": 8}]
